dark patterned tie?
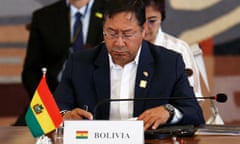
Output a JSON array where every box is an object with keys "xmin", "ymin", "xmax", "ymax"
[{"xmin": 72, "ymin": 12, "xmax": 83, "ymax": 52}]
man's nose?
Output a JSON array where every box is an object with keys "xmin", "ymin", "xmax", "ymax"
[{"xmin": 114, "ymin": 35, "xmax": 125, "ymax": 46}]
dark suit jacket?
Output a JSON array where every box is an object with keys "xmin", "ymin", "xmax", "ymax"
[
  {"xmin": 22, "ymin": 0, "xmax": 105, "ymax": 97},
  {"xmin": 54, "ymin": 41, "xmax": 205, "ymax": 126}
]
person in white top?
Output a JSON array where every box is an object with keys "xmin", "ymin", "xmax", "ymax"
[{"xmin": 143, "ymin": 0, "xmax": 203, "ymax": 98}]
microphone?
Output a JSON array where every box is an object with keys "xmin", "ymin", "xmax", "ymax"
[
  {"xmin": 93, "ymin": 93, "xmax": 227, "ymax": 119},
  {"xmin": 213, "ymin": 93, "xmax": 227, "ymax": 103}
]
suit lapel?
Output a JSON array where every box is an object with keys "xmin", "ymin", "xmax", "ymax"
[
  {"xmin": 93, "ymin": 45, "xmax": 111, "ymax": 118},
  {"xmin": 134, "ymin": 41, "xmax": 155, "ymax": 116},
  {"xmin": 86, "ymin": 0, "xmax": 105, "ymax": 47}
]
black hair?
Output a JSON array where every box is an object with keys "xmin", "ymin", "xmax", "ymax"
[
  {"xmin": 103, "ymin": 0, "xmax": 146, "ymax": 27},
  {"xmin": 143, "ymin": 0, "xmax": 166, "ymax": 21}
]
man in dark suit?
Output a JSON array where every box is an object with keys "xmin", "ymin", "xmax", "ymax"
[
  {"xmin": 22, "ymin": 0, "xmax": 105, "ymax": 97},
  {"xmin": 14, "ymin": 0, "xmax": 105, "ymax": 126},
  {"xmin": 54, "ymin": 0, "xmax": 205, "ymax": 130}
]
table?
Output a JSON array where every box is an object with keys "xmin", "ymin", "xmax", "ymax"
[
  {"xmin": 145, "ymin": 135, "xmax": 240, "ymax": 144},
  {"xmin": 0, "ymin": 126, "xmax": 35, "ymax": 144},
  {"xmin": 0, "ymin": 126, "xmax": 240, "ymax": 144}
]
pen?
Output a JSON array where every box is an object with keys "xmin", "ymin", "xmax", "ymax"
[{"xmin": 83, "ymin": 105, "xmax": 88, "ymax": 112}]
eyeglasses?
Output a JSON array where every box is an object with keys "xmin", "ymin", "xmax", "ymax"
[{"xmin": 103, "ymin": 31, "xmax": 141, "ymax": 41}]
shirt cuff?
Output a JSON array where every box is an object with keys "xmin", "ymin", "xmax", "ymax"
[{"xmin": 170, "ymin": 107, "xmax": 183, "ymax": 124}]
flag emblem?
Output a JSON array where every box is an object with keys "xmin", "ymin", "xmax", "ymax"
[{"xmin": 33, "ymin": 104, "xmax": 44, "ymax": 114}]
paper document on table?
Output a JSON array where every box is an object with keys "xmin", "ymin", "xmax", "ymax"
[
  {"xmin": 195, "ymin": 125, "xmax": 240, "ymax": 136},
  {"xmin": 128, "ymin": 117, "xmax": 138, "ymax": 120}
]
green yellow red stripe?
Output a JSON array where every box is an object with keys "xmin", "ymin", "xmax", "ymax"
[
  {"xmin": 25, "ymin": 76, "xmax": 63, "ymax": 137},
  {"xmin": 76, "ymin": 131, "xmax": 88, "ymax": 139}
]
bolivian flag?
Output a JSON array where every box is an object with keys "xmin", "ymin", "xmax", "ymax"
[
  {"xmin": 76, "ymin": 130, "xmax": 88, "ymax": 139},
  {"xmin": 25, "ymin": 75, "xmax": 63, "ymax": 137}
]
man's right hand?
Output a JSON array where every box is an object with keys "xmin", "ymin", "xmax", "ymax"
[{"xmin": 62, "ymin": 108, "xmax": 93, "ymax": 120}]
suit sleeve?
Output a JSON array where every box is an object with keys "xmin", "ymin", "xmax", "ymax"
[
  {"xmin": 22, "ymin": 11, "xmax": 45, "ymax": 98},
  {"xmin": 171, "ymin": 55, "xmax": 205, "ymax": 125}
]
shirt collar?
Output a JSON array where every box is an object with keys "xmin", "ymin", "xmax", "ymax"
[
  {"xmin": 154, "ymin": 27, "xmax": 164, "ymax": 45},
  {"xmin": 68, "ymin": 0, "xmax": 94, "ymax": 18}
]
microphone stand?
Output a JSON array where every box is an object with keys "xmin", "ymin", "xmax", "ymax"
[
  {"xmin": 206, "ymin": 99, "xmax": 224, "ymax": 125},
  {"xmin": 190, "ymin": 48, "xmax": 225, "ymax": 125}
]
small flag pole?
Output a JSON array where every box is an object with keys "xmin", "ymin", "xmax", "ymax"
[
  {"xmin": 37, "ymin": 68, "xmax": 54, "ymax": 143},
  {"xmin": 42, "ymin": 67, "xmax": 47, "ymax": 77}
]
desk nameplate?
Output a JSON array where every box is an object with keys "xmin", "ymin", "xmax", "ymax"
[{"xmin": 64, "ymin": 120, "xmax": 144, "ymax": 144}]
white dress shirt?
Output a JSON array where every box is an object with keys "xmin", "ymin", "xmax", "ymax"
[
  {"xmin": 109, "ymin": 47, "xmax": 141, "ymax": 120},
  {"xmin": 108, "ymin": 45, "xmax": 182, "ymax": 124},
  {"xmin": 70, "ymin": 0, "xmax": 94, "ymax": 45},
  {"xmin": 154, "ymin": 28, "xmax": 203, "ymax": 98}
]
